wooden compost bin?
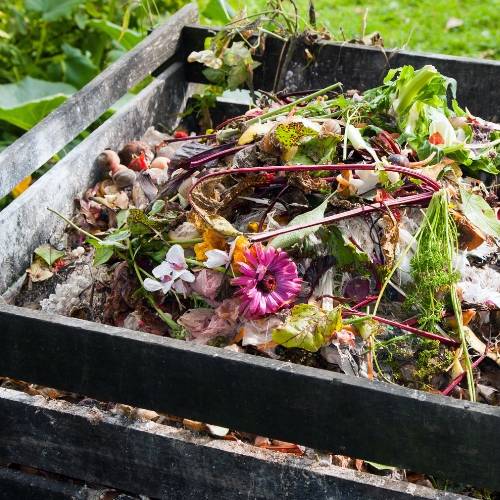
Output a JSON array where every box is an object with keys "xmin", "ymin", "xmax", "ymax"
[{"xmin": 0, "ymin": 4, "xmax": 499, "ymax": 498}]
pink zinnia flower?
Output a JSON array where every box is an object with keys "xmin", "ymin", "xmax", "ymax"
[{"xmin": 231, "ymin": 244, "xmax": 301, "ymax": 318}]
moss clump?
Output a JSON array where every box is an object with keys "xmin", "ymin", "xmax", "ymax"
[{"xmin": 414, "ymin": 339, "xmax": 454, "ymax": 384}]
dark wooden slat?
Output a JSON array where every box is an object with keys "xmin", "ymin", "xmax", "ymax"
[
  {"xmin": 0, "ymin": 62, "xmax": 188, "ymax": 294},
  {"xmin": 0, "ymin": 305, "xmax": 498, "ymax": 491},
  {"xmin": 0, "ymin": 388, "xmax": 463, "ymax": 499},
  {"xmin": 181, "ymin": 25, "xmax": 500, "ymax": 121},
  {"xmin": 0, "ymin": 467, "xmax": 107, "ymax": 500},
  {"xmin": 0, "ymin": 4, "xmax": 197, "ymax": 198}
]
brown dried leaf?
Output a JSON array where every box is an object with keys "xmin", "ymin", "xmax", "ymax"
[{"xmin": 26, "ymin": 259, "xmax": 53, "ymax": 282}]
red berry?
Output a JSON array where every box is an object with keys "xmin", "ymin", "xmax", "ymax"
[{"xmin": 174, "ymin": 130, "xmax": 189, "ymax": 139}]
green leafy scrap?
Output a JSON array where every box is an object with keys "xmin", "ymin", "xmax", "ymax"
[
  {"xmin": 274, "ymin": 121, "xmax": 318, "ymax": 149},
  {"xmin": 34, "ymin": 244, "xmax": 65, "ymax": 266},
  {"xmin": 272, "ymin": 304, "xmax": 343, "ymax": 352},
  {"xmin": 319, "ymin": 226, "xmax": 369, "ymax": 269},
  {"xmin": 460, "ymin": 187, "xmax": 500, "ymax": 239},
  {"xmin": 269, "ymin": 195, "xmax": 332, "ymax": 249}
]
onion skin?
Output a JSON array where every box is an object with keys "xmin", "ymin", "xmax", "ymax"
[{"xmin": 97, "ymin": 150, "xmax": 120, "ymax": 172}]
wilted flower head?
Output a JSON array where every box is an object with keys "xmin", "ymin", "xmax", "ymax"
[
  {"xmin": 231, "ymin": 244, "xmax": 301, "ymax": 318},
  {"xmin": 143, "ymin": 244, "xmax": 194, "ymax": 295}
]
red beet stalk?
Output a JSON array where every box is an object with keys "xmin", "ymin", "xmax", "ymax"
[
  {"xmin": 190, "ymin": 145, "xmax": 248, "ymax": 168},
  {"xmin": 441, "ymin": 353, "xmax": 486, "ymax": 396},
  {"xmin": 189, "ymin": 163, "xmax": 439, "ymax": 242},
  {"xmin": 343, "ymin": 308, "xmax": 460, "ymax": 347}
]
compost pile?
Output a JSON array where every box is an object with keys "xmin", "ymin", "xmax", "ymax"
[{"xmin": 16, "ymin": 65, "xmax": 500, "ymax": 404}]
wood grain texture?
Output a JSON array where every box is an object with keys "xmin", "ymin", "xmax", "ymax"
[
  {"xmin": 0, "ymin": 388, "xmax": 464, "ymax": 499},
  {"xmin": 0, "ymin": 304, "xmax": 498, "ymax": 491},
  {"xmin": 0, "ymin": 4, "xmax": 197, "ymax": 198},
  {"xmin": 182, "ymin": 26, "xmax": 500, "ymax": 121},
  {"xmin": 0, "ymin": 63, "xmax": 188, "ymax": 294},
  {"xmin": 0, "ymin": 468, "xmax": 109, "ymax": 500}
]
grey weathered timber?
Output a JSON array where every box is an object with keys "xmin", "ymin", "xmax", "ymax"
[
  {"xmin": 0, "ymin": 467, "xmax": 109, "ymax": 500},
  {"xmin": 0, "ymin": 62, "xmax": 188, "ymax": 293},
  {"xmin": 182, "ymin": 26, "xmax": 500, "ymax": 121},
  {"xmin": 0, "ymin": 388, "xmax": 465, "ymax": 499},
  {"xmin": 0, "ymin": 305, "xmax": 498, "ymax": 491},
  {"xmin": 0, "ymin": 3, "xmax": 197, "ymax": 199}
]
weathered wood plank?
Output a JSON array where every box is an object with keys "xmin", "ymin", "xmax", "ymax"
[
  {"xmin": 0, "ymin": 62, "xmax": 188, "ymax": 294},
  {"xmin": 0, "ymin": 4, "xmax": 197, "ymax": 199},
  {"xmin": 0, "ymin": 305, "xmax": 498, "ymax": 490},
  {"xmin": 181, "ymin": 25, "xmax": 500, "ymax": 121},
  {"xmin": 0, "ymin": 388, "xmax": 464, "ymax": 499},
  {"xmin": 0, "ymin": 467, "xmax": 108, "ymax": 500}
]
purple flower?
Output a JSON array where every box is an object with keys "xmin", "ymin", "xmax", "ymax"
[{"xmin": 231, "ymin": 244, "xmax": 301, "ymax": 318}]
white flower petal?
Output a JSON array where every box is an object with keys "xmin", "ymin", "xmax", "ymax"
[
  {"xmin": 166, "ymin": 244, "xmax": 187, "ymax": 268},
  {"xmin": 152, "ymin": 261, "xmax": 172, "ymax": 279},
  {"xmin": 179, "ymin": 269, "xmax": 196, "ymax": 283},
  {"xmin": 205, "ymin": 249, "xmax": 230, "ymax": 269},
  {"xmin": 143, "ymin": 278, "xmax": 164, "ymax": 292},
  {"xmin": 172, "ymin": 280, "xmax": 189, "ymax": 295}
]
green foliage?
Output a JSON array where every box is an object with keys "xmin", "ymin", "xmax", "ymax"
[
  {"xmin": 319, "ymin": 226, "xmax": 369, "ymax": 270},
  {"xmin": 460, "ymin": 187, "xmax": 500, "ymax": 239},
  {"xmin": 34, "ymin": 244, "xmax": 65, "ymax": 266},
  {"xmin": 405, "ymin": 190, "xmax": 459, "ymax": 331},
  {"xmin": 0, "ymin": 77, "xmax": 76, "ymax": 130},
  {"xmin": 269, "ymin": 195, "xmax": 332, "ymax": 249},
  {"xmin": 272, "ymin": 303, "xmax": 342, "ymax": 352}
]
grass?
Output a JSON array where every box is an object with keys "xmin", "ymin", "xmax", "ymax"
[{"xmin": 245, "ymin": 0, "xmax": 499, "ymax": 59}]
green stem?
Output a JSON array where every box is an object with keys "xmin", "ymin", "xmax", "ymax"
[
  {"xmin": 47, "ymin": 208, "xmax": 103, "ymax": 243},
  {"xmin": 245, "ymin": 82, "xmax": 343, "ymax": 126}
]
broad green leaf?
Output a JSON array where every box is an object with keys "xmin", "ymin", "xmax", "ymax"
[
  {"xmin": 460, "ymin": 187, "xmax": 500, "ymax": 239},
  {"xmin": 88, "ymin": 19, "xmax": 142, "ymax": 50},
  {"xmin": 25, "ymin": 0, "xmax": 81, "ymax": 21},
  {"xmin": 93, "ymin": 245, "xmax": 114, "ymax": 266},
  {"xmin": 270, "ymin": 195, "xmax": 332, "ymax": 249},
  {"xmin": 61, "ymin": 44, "xmax": 99, "ymax": 88},
  {"xmin": 0, "ymin": 77, "xmax": 75, "ymax": 130},
  {"xmin": 202, "ymin": 0, "xmax": 235, "ymax": 23},
  {"xmin": 272, "ymin": 304, "xmax": 326, "ymax": 352},
  {"xmin": 272, "ymin": 304, "xmax": 342, "ymax": 352},
  {"xmin": 34, "ymin": 244, "xmax": 65, "ymax": 266}
]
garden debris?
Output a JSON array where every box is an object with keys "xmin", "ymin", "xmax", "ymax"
[{"xmin": 14, "ymin": 64, "xmax": 499, "ymax": 407}]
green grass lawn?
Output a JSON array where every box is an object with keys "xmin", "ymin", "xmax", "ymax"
[{"xmin": 246, "ymin": 0, "xmax": 499, "ymax": 58}]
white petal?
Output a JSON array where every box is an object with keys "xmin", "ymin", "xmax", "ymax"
[
  {"xmin": 143, "ymin": 278, "xmax": 163, "ymax": 292},
  {"xmin": 172, "ymin": 280, "xmax": 189, "ymax": 295},
  {"xmin": 205, "ymin": 249, "xmax": 230, "ymax": 269},
  {"xmin": 152, "ymin": 261, "xmax": 172, "ymax": 279},
  {"xmin": 178, "ymin": 269, "xmax": 196, "ymax": 283},
  {"xmin": 166, "ymin": 244, "xmax": 186, "ymax": 268},
  {"xmin": 160, "ymin": 280, "xmax": 174, "ymax": 294}
]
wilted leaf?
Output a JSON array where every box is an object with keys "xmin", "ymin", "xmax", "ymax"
[
  {"xmin": 270, "ymin": 195, "xmax": 332, "ymax": 249},
  {"xmin": 272, "ymin": 304, "xmax": 342, "ymax": 352},
  {"xmin": 26, "ymin": 260, "xmax": 53, "ymax": 282},
  {"xmin": 460, "ymin": 187, "xmax": 500, "ymax": 239},
  {"xmin": 0, "ymin": 77, "xmax": 76, "ymax": 130},
  {"xmin": 34, "ymin": 244, "xmax": 65, "ymax": 266}
]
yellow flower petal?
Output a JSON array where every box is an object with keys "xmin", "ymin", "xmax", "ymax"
[{"xmin": 11, "ymin": 176, "xmax": 32, "ymax": 198}]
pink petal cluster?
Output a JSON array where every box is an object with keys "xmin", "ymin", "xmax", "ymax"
[{"xmin": 231, "ymin": 244, "xmax": 301, "ymax": 318}]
